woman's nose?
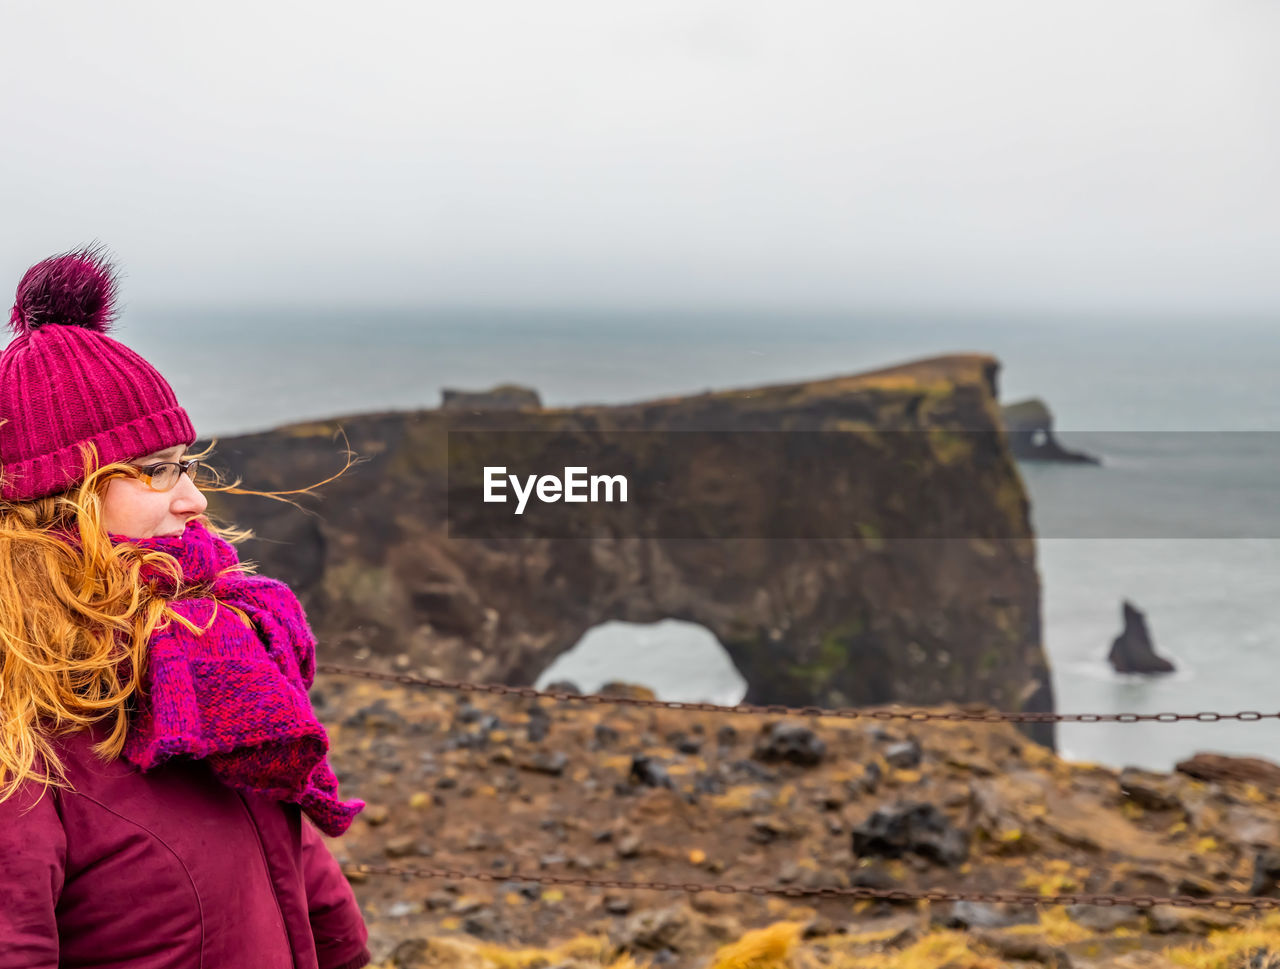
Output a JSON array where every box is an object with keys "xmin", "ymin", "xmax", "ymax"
[{"xmin": 171, "ymin": 473, "xmax": 208, "ymax": 512}]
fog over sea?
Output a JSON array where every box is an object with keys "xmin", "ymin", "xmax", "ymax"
[{"xmin": 127, "ymin": 306, "xmax": 1280, "ymax": 772}]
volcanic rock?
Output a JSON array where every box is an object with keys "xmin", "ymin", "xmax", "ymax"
[
  {"xmin": 1177, "ymin": 753, "xmax": 1280, "ymax": 789},
  {"xmin": 629, "ymin": 755, "xmax": 675, "ymax": 789},
  {"xmin": 1252, "ymin": 849, "xmax": 1280, "ymax": 897},
  {"xmin": 441, "ymin": 384, "xmax": 541, "ymax": 412},
  {"xmin": 1000, "ymin": 398, "xmax": 1100, "ymax": 464},
  {"xmin": 202, "ymin": 354, "xmax": 1057, "ymax": 749},
  {"xmin": 1109, "ymin": 600, "xmax": 1176, "ymax": 674},
  {"xmin": 753, "ymin": 721, "xmax": 826, "ymax": 766},
  {"xmin": 884, "ymin": 739, "xmax": 923, "ymax": 769},
  {"xmin": 851, "ymin": 801, "xmax": 969, "ymax": 867}
]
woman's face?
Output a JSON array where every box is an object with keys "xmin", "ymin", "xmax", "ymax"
[{"xmin": 101, "ymin": 444, "xmax": 208, "ymax": 539}]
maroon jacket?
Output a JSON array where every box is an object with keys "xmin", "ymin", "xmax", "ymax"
[{"xmin": 0, "ymin": 721, "xmax": 371, "ymax": 968}]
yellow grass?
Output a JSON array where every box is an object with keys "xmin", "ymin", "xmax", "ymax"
[
  {"xmin": 1163, "ymin": 912, "xmax": 1280, "ymax": 969},
  {"xmin": 708, "ymin": 920, "xmax": 806, "ymax": 969},
  {"xmin": 369, "ymin": 930, "xmax": 644, "ymax": 969},
  {"xmin": 842, "ymin": 928, "xmax": 1003, "ymax": 969}
]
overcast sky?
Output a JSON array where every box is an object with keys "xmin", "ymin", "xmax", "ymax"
[{"xmin": 1, "ymin": 1, "xmax": 1277, "ymax": 317}]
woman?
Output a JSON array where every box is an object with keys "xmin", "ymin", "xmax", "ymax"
[{"xmin": 0, "ymin": 247, "xmax": 371, "ymax": 968}]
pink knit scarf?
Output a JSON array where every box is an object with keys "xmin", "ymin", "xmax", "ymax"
[{"xmin": 91, "ymin": 518, "xmax": 364, "ymax": 836}]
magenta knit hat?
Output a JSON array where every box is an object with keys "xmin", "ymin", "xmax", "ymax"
[{"xmin": 0, "ymin": 245, "xmax": 196, "ymax": 502}]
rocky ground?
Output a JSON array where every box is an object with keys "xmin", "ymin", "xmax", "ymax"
[{"xmin": 311, "ymin": 673, "xmax": 1280, "ymax": 969}]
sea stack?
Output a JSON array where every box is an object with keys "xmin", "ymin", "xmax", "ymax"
[
  {"xmin": 1108, "ymin": 599, "xmax": 1176, "ymax": 674},
  {"xmin": 1000, "ymin": 398, "xmax": 1100, "ymax": 464}
]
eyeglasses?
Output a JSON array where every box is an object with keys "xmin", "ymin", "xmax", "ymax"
[{"xmin": 129, "ymin": 458, "xmax": 204, "ymax": 493}]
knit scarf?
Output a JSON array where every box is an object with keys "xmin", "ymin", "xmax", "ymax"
[{"xmin": 89, "ymin": 519, "xmax": 364, "ymax": 836}]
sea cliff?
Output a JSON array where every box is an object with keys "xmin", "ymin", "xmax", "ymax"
[{"xmin": 202, "ymin": 352, "xmax": 1053, "ymax": 747}]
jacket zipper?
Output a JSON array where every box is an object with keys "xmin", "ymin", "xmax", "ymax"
[{"xmin": 234, "ymin": 791, "xmax": 298, "ymax": 968}]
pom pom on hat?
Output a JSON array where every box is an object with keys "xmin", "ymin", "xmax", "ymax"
[
  {"xmin": 0, "ymin": 244, "xmax": 195, "ymax": 503},
  {"xmin": 8, "ymin": 242, "xmax": 120, "ymax": 337}
]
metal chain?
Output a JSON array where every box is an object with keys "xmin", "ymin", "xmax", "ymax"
[
  {"xmin": 317, "ymin": 664, "xmax": 1280, "ymax": 725},
  {"xmin": 343, "ymin": 862, "xmax": 1280, "ymax": 912}
]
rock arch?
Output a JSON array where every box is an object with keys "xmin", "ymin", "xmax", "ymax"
[
  {"xmin": 534, "ymin": 618, "xmax": 748, "ymax": 703},
  {"xmin": 207, "ymin": 353, "xmax": 1055, "ymax": 748}
]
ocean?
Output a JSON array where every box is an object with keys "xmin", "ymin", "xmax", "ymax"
[{"xmin": 124, "ymin": 305, "xmax": 1280, "ymax": 772}]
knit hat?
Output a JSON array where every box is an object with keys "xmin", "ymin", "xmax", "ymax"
[{"xmin": 0, "ymin": 245, "xmax": 196, "ymax": 502}]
